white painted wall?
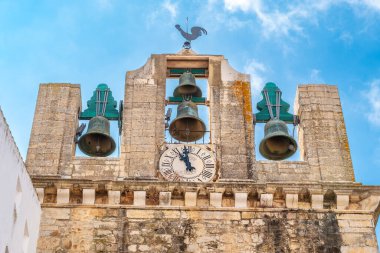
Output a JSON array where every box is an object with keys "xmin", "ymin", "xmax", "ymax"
[{"xmin": 0, "ymin": 107, "xmax": 41, "ymax": 253}]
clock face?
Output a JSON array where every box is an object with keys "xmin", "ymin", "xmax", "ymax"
[{"xmin": 159, "ymin": 145, "xmax": 216, "ymax": 182}]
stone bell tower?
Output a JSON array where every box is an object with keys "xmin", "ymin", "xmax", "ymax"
[{"xmin": 26, "ymin": 48, "xmax": 380, "ymax": 252}]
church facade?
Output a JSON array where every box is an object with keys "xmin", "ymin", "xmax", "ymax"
[{"xmin": 26, "ymin": 51, "xmax": 380, "ymax": 252}]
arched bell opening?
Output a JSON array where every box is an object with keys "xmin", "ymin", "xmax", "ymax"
[
  {"xmin": 75, "ymin": 84, "xmax": 122, "ymax": 158},
  {"xmin": 165, "ymin": 75, "xmax": 210, "ymax": 144},
  {"xmin": 254, "ymin": 82, "xmax": 301, "ymax": 161}
]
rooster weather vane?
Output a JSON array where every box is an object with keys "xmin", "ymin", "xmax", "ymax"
[{"xmin": 175, "ymin": 19, "xmax": 207, "ymax": 49}]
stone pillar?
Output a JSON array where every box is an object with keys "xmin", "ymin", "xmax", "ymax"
[
  {"xmin": 26, "ymin": 84, "xmax": 81, "ymax": 176},
  {"xmin": 209, "ymin": 57, "xmax": 255, "ymax": 180},
  {"xmin": 294, "ymin": 85, "xmax": 355, "ymax": 182},
  {"xmin": 122, "ymin": 55, "xmax": 166, "ymax": 178}
]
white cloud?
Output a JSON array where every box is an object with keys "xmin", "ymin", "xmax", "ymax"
[
  {"xmin": 224, "ymin": 0, "xmax": 306, "ymax": 37},
  {"xmin": 309, "ymin": 69, "xmax": 324, "ymax": 83},
  {"xmin": 223, "ymin": 0, "xmax": 380, "ymax": 37},
  {"xmin": 162, "ymin": 0, "xmax": 178, "ymax": 19},
  {"xmin": 196, "ymin": 0, "xmax": 251, "ymax": 32},
  {"xmin": 361, "ymin": 0, "xmax": 380, "ymax": 11},
  {"xmin": 243, "ymin": 59, "xmax": 267, "ymax": 99},
  {"xmin": 147, "ymin": 0, "xmax": 178, "ymax": 28},
  {"xmin": 363, "ymin": 79, "xmax": 380, "ymax": 126}
]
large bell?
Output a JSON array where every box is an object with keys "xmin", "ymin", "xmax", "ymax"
[
  {"xmin": 173, "ymin": 71, "xmax": 202, "ymax": 97},
  {"xmin": 78, "ymin": 116, "xmax": 116, "ymax": 157},
  {"xmin": 169, "ymin": 100, "xmax": 206, "ymax": 142},
  {"xmin": 259, "ymin": 119, "xmax": 297, "ymax": 160}
]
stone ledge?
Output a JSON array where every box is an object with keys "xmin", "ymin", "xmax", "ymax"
[
  {"xmin": 32, "ymin": 178, "xmax": 380, "ymax": 215},
  {"xmin": 38, "ymin": 204, "xmax": 378, "ymax": 215}
]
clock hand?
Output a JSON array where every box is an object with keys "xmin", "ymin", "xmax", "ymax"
[{"xmin": 179, "ymin": 146, "xmax": 194, "ymax": 172}]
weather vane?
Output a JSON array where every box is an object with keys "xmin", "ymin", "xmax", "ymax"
[{"xmin": 175, "ymin": 17, "xmax": 207, "ymax": 49}]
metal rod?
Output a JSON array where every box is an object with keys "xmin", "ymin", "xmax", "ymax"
[{"xmin": 263, "ymin": 90, "xmax": 274, "ymax": 119}]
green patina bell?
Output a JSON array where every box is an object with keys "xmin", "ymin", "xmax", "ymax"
[
  {"xmin": 169, "ymin": 100, "xmax": 206, "ymax": 142},
  {"xmin": 78, "ymin": 116, "xmax": 116, "ymax": 157},
  {"xmin": 173, "ymin": 71, "xmax": 202, "ymax": 97},
  {"xmin": 259, "ymin": 119, "xmax": 297, "ymax": 160}
]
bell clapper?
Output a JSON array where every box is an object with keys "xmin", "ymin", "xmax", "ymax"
[{"xmin": 96, "ymin": 137, "xmax": 101, "ymax": 152}]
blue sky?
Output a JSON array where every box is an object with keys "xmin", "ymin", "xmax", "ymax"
[{"xmin": 1, "ymin": 0, "xmax": 380, "ymax": 241}]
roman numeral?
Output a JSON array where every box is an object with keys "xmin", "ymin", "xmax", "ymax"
[
  {"xmin": 164, "ymin": 155, "xmax": 174, "ymax": 159},
  {"xmin": 202, "ymin": 170, "xmax": 213, "ymax": 179},
  {"xmin": 202, "ymin": 155, "xmax": 211, "ymax": 161},
  {"xmin": 161, "ymin": 162, "xmax": 171, "ymax": 167},
  {"xmin": 171, "ymin": 175, "xmax": 180, "ymax": 181},
  {"xmin": 205, "ymin": 163, "xmax": 214, "ymax": 168},
  {"xmin": 162, "ymin": 169, "xmax": 173, "ymax": 176}
]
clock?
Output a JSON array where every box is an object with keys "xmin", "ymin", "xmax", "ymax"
[{"xmin": 159, "ymin": 145, "xmax": 217, "ymax": 182}]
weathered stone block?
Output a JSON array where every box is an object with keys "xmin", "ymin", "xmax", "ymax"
[
  {"xmin": 158, "ymin": 191, "xmax": 171, "ymax": 206},
  {"xmin": 235, "ymin": 192, "xmax": 248, "ymax": 208},
  {"xmin": 82, "ymin": 189, "xmax": 95, "ymax": 204},
  {"xmin": 210, "ymin": 192, "xmax": 222, "ymax": 207},
  {"xmin": 108, "ymin": 190, "xmax": 121, "ymax": 205},
  {"xmin": 57, "ymin": 189, "xmax": 70, "ymax": 204},
  {"xmin": 286, "ymin": 194, "xmax": 299, "ymax": 209},
  {"xmin": 133, "ymin": 191, "xmax": 146, "ymax": 206},
  {"xmin": 311, "ymin": 194, "xmax": 323, "ymax": 209},
  {"xmin": 337, "ymin": 195, "xmax": 349, "ymax": 210},
  {"xmin": 185, "ymin": 192, "xmax": 197, "ymax": 207},
  {"xmin": 260, "ymin": 193, "xmax": 273, "ymax": 207}
]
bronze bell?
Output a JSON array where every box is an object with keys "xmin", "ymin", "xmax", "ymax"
[
  {"xmin": 169, "ymin": 100, "xmax": 206, "ymax": 142},
  {"xmin": 78, "ymin": 116, "xmax": 116, "ymax": 157},
  {"xmin": 259, "ymin": 119, "xmax": 297, "ymax": 160},
  {"xmin": 173, "ymin": 71, "xmax": 202, "ymax": 97}
]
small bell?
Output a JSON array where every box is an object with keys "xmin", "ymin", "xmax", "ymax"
[
  {"xmin": 259, "ymin": 119, "xmax": 297, "ymax": 160},
  {"xmin": 173, "ymin": 71, "xmax": 202, "ymax": 98},
  {"xmin": 78, "ymin": 116, "xmax": 116, "ymax": 157},
  {"xmin": 169, "ymin": 100, "xmax": 206, "ymax": 142}
]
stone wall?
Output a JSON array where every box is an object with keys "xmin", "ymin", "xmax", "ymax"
[
  {"xmin": 122, "ymin": 55, "xmax": 167, "ymax": 179},
  {"xmin": 36, "ymin": 206, "xmax": 378, "ymax": 253},
  {"xmin": 33, "ymin": 179, "xmax": 380, "ymax": 252},
  {"xmin": 209, "ymin": 57, "xmax": 255, "ymax": 180},
  {"xmin": 26, "ymin": 83, "xmax": 81, "ymax": 177},
  {"xmin": 294, "ymin": 85, "xmax": 355, "ymax": 182}
]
